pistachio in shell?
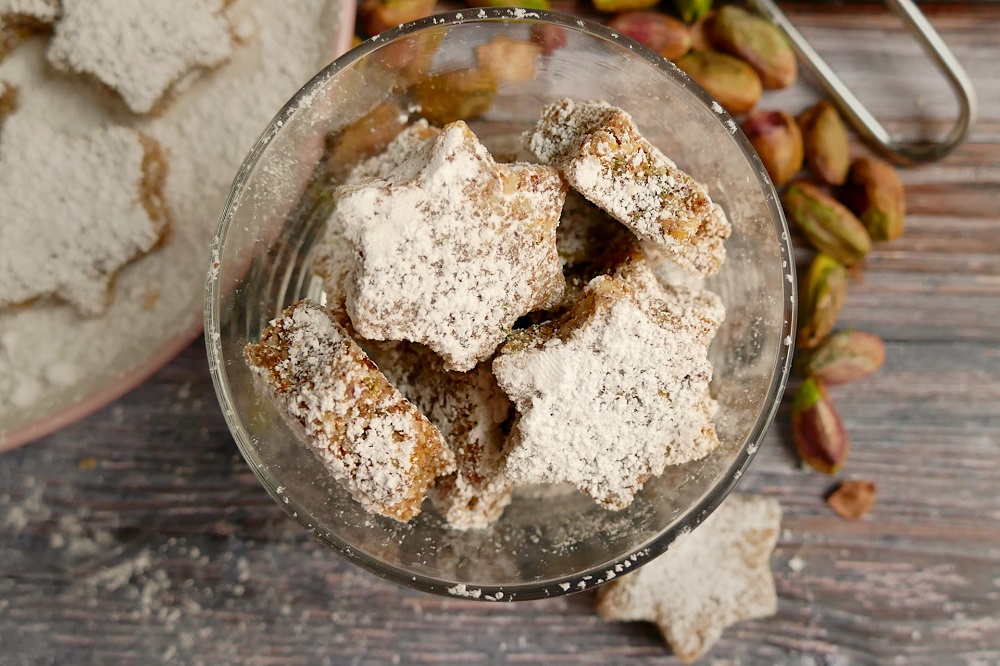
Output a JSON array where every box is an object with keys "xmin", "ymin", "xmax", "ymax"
[
  {"xmin": 798, "ymin": 101, "xmax": 850, "ymax": 186},
  {"xmin": 708, "ymin": 5, "xmax": 797, "ymax": 89},
  {"xmin": 798, "ymin": 254, "xmax": 847, "ymax": 350},
  {"xmin": 841, "ymin": 156, "xmax": 906, "ymax": 241},
  {"xmin": 792, "ymin": 378, "xmax": 850, "ymax": 474},
  {"xmin": 801, "ymin": 329, "xmax": 885, "ymax": 385},
  {"xmin": 783, "ymin": 181, "xmax": 871, "ymax": 266},
  {"xmin": 742, "ymin": 110, "xmax": 803, "ymax": 186},
  {"xmin": 608, "ymin": 11, "xmax": 691, "ymax": 61},
  {"xmin": 675, "ymin": 50, "xmax": 762, "ymax": 115}
]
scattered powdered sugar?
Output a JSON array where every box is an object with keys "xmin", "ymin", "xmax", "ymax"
[
  {"xmin": 48, "ymin": 0, "xmax": 237, "ymax": 115},
  {"xmin": 338, "ymin": 121, "xmax": 566, "ymax": 371},
  {"xmin": 596, "ymin": 493, "xmax": 782, "ymax": 663},
  {"xmin": 0, "ymin": 0, "xmax": 342, "ymax": 438},
  {"xmin": 244, "ymin": 300, "xmax": 455, "ymax": 522},
  {"xmin": 446, "ymin": 583, "xmax": 482, "ymax": 599},
  {"xmin": 0, "ymin": 118, "xmax": 168, "ymax": 315},
  {"xmin": 493, "ymin": 272, "xmax": 722, "ymax": 509},
  {"xmin": 526, "ymin": 98, "xmax": 730, "ymax": 276}
]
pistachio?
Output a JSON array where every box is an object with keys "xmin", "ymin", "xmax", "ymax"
[
  {"xmin": 608, "ymin": 12, "xmax": 691, "ymax": 61},
  {"xmin": 841, "ymin": 156, "xmax": 906, "ymax": 241},
  {"xmin": 798, "ymin": 254, "xmax": 847, "ymax": 350},
  {"xmin": 792, "ymin": 378, "xmax": 849, "ymax": 474},
  {"xmin": 742, "ymin": 110, "xmax": 803, "ymax": 186},
  {"xmin": 673, "ymin": 0, "xmax": 714, "ymax": 24},
  {"xmin": 826, "ymin": 480, "xmax": 876, "ymax": 519},
  {"xmin": 413, "ymin": 67, "xmax": 497, "ymax": 126},
  {"xmin": 801, "ymin": 329, "xmax": 885, "ymax": 385},
  {"xmin": 783, "ymin": 182, "xmax": 871, "ymax": 266},
  {"xmin": 797, "ymin": 101, "xmax": 850, "ymax": 185},
  {"xmin": 708, "ymin": 5, "xmax": 796, "ymax": 89},
  {"xmin": 675, "ymin": 50, "xmax": 762, "ymax": 115},
  {"xmin": 360, "ymin": 0, "xmax": 436, "ymax": 37},
  {"xmin": 529, "ymin": 23, "xmax": 567, "ymax": 56},
  {"xmin": 688, "ymin": 11, "xmax": 715, "ymax": 51},
  {"xmin": 476, "ymin": 36, "xmax": 542, "ymax": 83},
  {"xmin": 593, "ymin": 0, "xmax": 659, "ymax": 14}
]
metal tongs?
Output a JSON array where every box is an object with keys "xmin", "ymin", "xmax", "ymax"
[{"xmin": 750, "ymin": 0, "xmax": 978, "ymax": 165}]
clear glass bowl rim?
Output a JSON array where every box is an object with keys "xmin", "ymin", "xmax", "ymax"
[{"xmin": 205, "ymin": 7, "xmax": 797, "ymax": 602}]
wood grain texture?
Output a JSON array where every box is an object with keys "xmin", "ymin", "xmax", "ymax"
[{"xmin": 3, "ymin": 4, "xmax": 1000, "ymax": 665}]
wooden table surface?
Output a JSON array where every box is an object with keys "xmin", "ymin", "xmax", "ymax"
[{"xmin": 2, "ymin": 4, "xmax": 999, "ymax": 665}]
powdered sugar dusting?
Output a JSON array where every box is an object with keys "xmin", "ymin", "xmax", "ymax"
[
  {"xmin": 596, "ymin": 494, "xmax": 782, "ymax": 663},
  {"xmin": 0, "ymin": 0, "xmax": 58, "ymax": 23},
  {"xmin": 526, "ymin": 98, "xmax": 730, "ymax": 276},
  {"xmin": 48, "ymin": 0, "xmax": 237, "ymax": 115},
  {"xmin": 0, "ymin": 118, "xmax": 168, "ymax": 315},
  {"xmin": 494, "ymin": 272, "xmax": 722, "ymax": 509},
  {"xmin": 339, "ymin": 121, "xmax": 566, "ymax": 371},
  {"xmin": 0, "ymin": 0, "xmax": 342, "ymax": 436},
  {"xmin": 368, "ymin": 343, "xmax": 513, "ymax": 530},
  {"xmin": 244, "ymin": 300, "xmax": 455, "ymax": 522}
]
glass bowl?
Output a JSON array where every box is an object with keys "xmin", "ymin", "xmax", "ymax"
[{"xmin": 206, "ymin": 8, "xmax": 795, "ymax": 601}]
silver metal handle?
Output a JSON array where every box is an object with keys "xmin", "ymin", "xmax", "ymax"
[{"xmin": 750, "ymin": 0, "xmax": 978, "ymax": 166}]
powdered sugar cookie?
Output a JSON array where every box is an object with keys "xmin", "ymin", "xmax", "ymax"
[
  {"xmin": 494, "ymin": 271, "xmax": 722, "ymax": 509},
  {"xmin": 47, "ymin": 0, "xmax": 239, "ymax": 114},
  {"xmin": 244, "ymin": 300, "xmax": 456, "ymax": 523},
  {"xmin": 0, "ymin": 115, "xmax": 169, "ymax": 315},
  {"xmin": 368, "ymin": 342, "xmax": 514, "ymax": 530},
  {"xmin": 597, "ymin": 494, "xmax": 781, "ymax": 663},
  {"xmin": 312, "ymin": 120, "xmax": 443, "ymax": 327},
  {"xmin": 337, "ymin": 120, "xmax": 566, "ymax": 372},
  {"xmin": 0, "ymin": 0, "xmax": 59, "ymax": 27},
  {"xmin": 526, "ymin": 98, "xmax": 730, "ymax": 276}
]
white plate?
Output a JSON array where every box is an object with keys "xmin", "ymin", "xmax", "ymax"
[{"xmin": 0, "ymin": 0, "xmax": 356, "ymax": 451}]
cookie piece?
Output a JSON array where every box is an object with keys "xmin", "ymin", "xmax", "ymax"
[
  {"xmin": 367, "ymin": 342, "xmax": 514, "ymax": 530},
  {"xmin": 493, "ymin": 271, "xmax": 723, "ymax": 509},
  {"xmin": 337, "ymin": 120, "xmax": 567, "ymax": 372},
  {"xmin": 597, "ymin": 494, "xmax": 782, "ymax": 663},
  {"xmin": 313, "ymin": 120, "xmax": 443, "ymax": 327},
  {"xmin": 47, "ymin": 0, "xmax": 238, "ymax": 114},
  {"xmin": 243, "ymin": 300, "xmax": 456, "ymax": 523},
  {"xmin": 526, "ymin": 98, "xmax": 731, "ymax": 276},
  {"xmin": 0, "ymin": 116, "xmax": 169, "ymax": 315}
]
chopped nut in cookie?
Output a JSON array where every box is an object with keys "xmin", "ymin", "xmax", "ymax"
[
  {"xmin": 597, "ymin": 494, "xmax": 782, "ymax": 664},
  {"xmin": 526, "ymin": 98, "xmax": 731, "ymax": 276},
  {"xmin": 47, "ymin": 0, "xmax": 239, "ymax": 114},
  {"xmin": 243, "ymin": 300, "xmax": 456, "ymax": 523},
  {"xmin": 367, "ymin": 342, "xmax": 514, "ymax": 531},
  {"xmin": 493, "ymin": 271, "xmax": 723, "ymax": 509},
  {"xmin": 337, "ymin": 120, "xmax": 567, "ymax": 372},
  {"xmin": 0, "ymin": 117, "xmax": 169, "ymax": 315}
]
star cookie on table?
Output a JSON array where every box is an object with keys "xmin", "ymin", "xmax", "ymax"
[
  {"xmin": 597, "ymin": 493, "xmax": 782, "ymax": 664},
  {"xmin": 0, "ymin": 114, "xmax": 169, "ymax": 315},
  {"xmin": 46, "ymin": 0, "xmax": 239, "ymax": 114},
  {"xmin": 493, "ymin": 270, "xmax": 723, "ymax": 509},
  {"xmin": 368, "ymin": 342, "xmax": 514, "ymax": 530},
  {"xmin": 336, "ymin": 120, "xmax": 566, "ymax": 372},
  {"xmin": 243, "ymin": 300, "xmax": 456, "ymax": 523},
  {"xmin": 526, "ymin": 98, "xmax": 731, "ymax": 276}
]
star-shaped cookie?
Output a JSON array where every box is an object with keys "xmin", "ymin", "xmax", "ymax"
[
  {"xmin": 597, "ymin": 493, "xmax": 782, "ymax": 663},
  {"xmin": 0, "ymin": 113, "xmax": 169, "ymax": 315},
  {"xmin": 493, "ymin": 268, "xmax": 724, "ymax": 509},
  {"xmin": 336, "ymin": 120, "xmax": 567, "ymax": 372},
  {"xmin": 526, "ymin": 98, "xmax": 731, "ymax": 276},
  {"xmin": 47, "ymin": 0, "xmax": 238, "ymax": 114}
]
